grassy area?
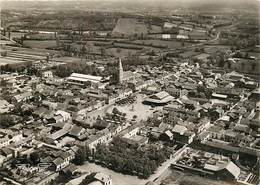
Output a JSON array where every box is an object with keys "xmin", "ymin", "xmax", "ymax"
[
  {"xmin": 0, "ymin": 57, "xmax": 28, "ymax": 66},
  {"xmin": 112, "ymin": 18, "xmax": 148, "ymax": 36},
  {"xmin": 133, "ymin": 40, "xmax": 190, "ymax": 49},
  {"xmin": 23, "ymin": 40, "xmax": 57, "ymax": 49}
]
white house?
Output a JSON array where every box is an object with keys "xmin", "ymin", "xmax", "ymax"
[
  {"xmin": 55, "ymin": 110, "xmax": 71, "ymax": 122},
  {"xmin": 162, "ymin": 34, "xmax": 171, "ymax": 39},
  {"xmin": 42, "ymin": 71, "xmax": 53, "ymax": 78}
]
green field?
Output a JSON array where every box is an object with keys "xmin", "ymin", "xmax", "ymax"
[
  {"xmin": 133, "ymin": 39, "xmax": 190, "ymax": 49},
  {"xmin": 112, "ymin": 18, "xmax": 148, "ymax": 36},
  {"xmin": 23, "ymin": 40, "xmax": 57, "ymax": 49}
]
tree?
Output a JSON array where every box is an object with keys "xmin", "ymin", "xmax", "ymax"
[
  {"xmin": 100, "ymin": 46, "xmax": 106, "ymax": 57},
  {"xmin": 252, "ymin": 62, "xmax": 257, "ymax": 71},
  {"xmin": 116, "ymin": 48, "xmax": 121, "ymax": 53},
  {"xmin": 0, "ymin": 79, "xmax": 7, "ymax": 87},
  {"xmin": 112, "ymin": 107, "xmax": 120, "ymax": 115},
  {"xmin": 227, "ymin": 61, "xmax": 232, "ymax": 69},
  {"xmin": 73, "ymin": 146, "xmax": 90, "ymax": 165},
  {"xmin": 0, "ymin": 51, "xmax": 7, "ymax": 57},
  {"xmin": 244, "ymin": 52, "xmax": 249, "ymax": 59},
  {"xmin": 0, "ymin": 115, "xmax": 15, "ymax": 128},
  {"xmin": 30, "ymin": 152, "xmax": 40, "ymax": 165},
  {"xmin": 241, "ymin": 62, "xmax": 245, "ymax": 71},
  {"xmin": 142, "ymin": 165, "xmax": 151, "ymax": 178}
]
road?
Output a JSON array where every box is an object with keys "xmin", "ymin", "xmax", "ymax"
[{"xmin": 0, "ymin": 34, "xmax": 22, "ymax": 46}]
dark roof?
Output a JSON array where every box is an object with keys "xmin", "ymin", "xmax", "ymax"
[
  {"xmin": 53, "ymin": 157, "xmax": 64, "ymax": 166},
  {"xmin": 62, "ymin": 164, "xmax": 77, "ymax": 173}
]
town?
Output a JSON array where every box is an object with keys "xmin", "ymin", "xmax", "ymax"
[{"xmin": 0, "ymin": 0, "xmax": 259, "ymax": 185}]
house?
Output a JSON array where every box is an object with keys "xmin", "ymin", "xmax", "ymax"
[
  {"xmin": 162, "ymin": 34, "xmax": 171, "ymax": 39},
  {"xmin": 163, "ymin": 22, "xmax": 178, "ymax": 29},
  {"xmin": 0, "ymin": 99, "xmax": 14, "ymax": 114},
  {"xmin": 171, "ymin": 124, "xmax": 195, "ymax": 144},
  {"xmin": 93, "ymin": 172, "xmax": 112, "ymax": 185},
  {"xmin": 42, "ymin": 71, "xmax": 53, "ymax": 78},
  {"xmin": 160, "ymin": 130, "xmax": 173, "ymax": 141},
  {"xmin": 165, "ymin": 87, "xmax": 180, "ymax": 97},
  {"xmin": 250, "ymin": 87, "xmax": 260, "ymax": 101},
  {"xmin": 12, "ymin": 92, "xmax": 33, "ymax": 103},
  {"xmin": 0, "ymin": 147, "xmax": 13, "ymax": 158},
  {"xmin": 50, "ymin": 123, "xmax": 72, "ymax": 140},
  {"xmin": 196, "ymin": 118, "xmax": 211, "ymax": 133},
  {"xmin": 59, "ymin": 151, "xmax": 74, "ymax": 165},
  {"xmin": 0, "ymin": 132, "xmax": 23, "ymax": 149},
  {"xmin": 204, "ymin": 160, "xmax": 241, "ymax": 181},
  {"xmin": 55, "ymin": 110, "xmax": 71, "ymax": 122},
  {"xmin": 69, "ymin": 125, "xmax": 87, "ymax": 140},
  {"xmin": 67, "ymin": 73, "xmax": 104, "ymax": 87},
  {"xmin": 122, "ymin": 124, "xmax": 141, "ymax": 139},
  {"xmin": 84, "ymin": 172, "xmax": 112, "ymax": 185},
  {"xmin": 209, "ymin": 107, "xmax": 224, "ymax": 120},
  {"xmin": 52, "ymin": 157, "xmax": 67, "ymax": 171},
  {"xmin": 62, "ymin": 164, "xmax": 77, "ymax": 175},
  {"xmin": 177, "ymin": 34, "xmax": 189, "ymax": 40},
  {"xmin": 87, "ymin": 129, "xmax": 113, "ymax": 154},
  {"xmin": 212, "ymin": 93, "xmax": 228, "ymax": 100},
  {"xmin": 194, "ymin": 53, "xmax": 210, "ymax": 62}
]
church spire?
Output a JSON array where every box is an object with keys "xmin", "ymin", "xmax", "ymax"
[{"xmin": 118, "ymin": 58, "xmax": 123, "ymax": 84}]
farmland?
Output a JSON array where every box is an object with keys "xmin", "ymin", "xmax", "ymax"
[
  {"xmin": 112, "ymin": 18, "xmax": 148, "ymax": 37},
  {"xmin": 23, "ymin": 40, "xmax": 57, "ymax": 49}
]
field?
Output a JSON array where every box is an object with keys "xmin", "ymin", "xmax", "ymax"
[
  {"xmin": 133, "ymin": 39, "xmax": 191, "ymax": 49},
  {"xmin": 10, "ymin": 32, "xmax": 26, "ymax": 39},
  {"xmin": 203, "ymin": 44, "xmax": 231, "ymax": 53},
  {"xmin": 112, "ymin": 18, "xmax": 148, "ymax": 37},
  {"xmin": 0, "ymin": 57, "xmax": 27, "ymax": 66},
  {"xmin": 23, "ymin": 40, "xmax": 57, "ymax": 49}
]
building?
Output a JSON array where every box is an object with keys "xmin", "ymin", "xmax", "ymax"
[
  {"xmin": 118, "ymin": 58, "xmax": 136, "ymax": 84},
  {"xmin": 93, "ymin": 172, "xmax": 112, "ymax": 185},
  {"xmin": 0, "ymin": 99, "xmax": 14, "ymax": 114},
  {"xmin": 84, "ymin": 172, "xmax": 112, "ymax": 185},
  {"xmin": 173, "ymin": 148, "xmax": 242, "ymax": 181},
  {"xmin": 118, "ymin": 58, "xmax": 123, "ymax": 84},
  {"xmin": 67, "ymin": 73, "xmax": 104, "ymax": 87},
  {"xmin": 42, "ymin": 71, "xmax": 53, "ymax": 78},
  {"xmin": 162, "ymin": 34, "xmax": 171, "ymax": 39},
  {"xmin": 144, "ymin": 91, "xmax": 174, "ymax": 105}
]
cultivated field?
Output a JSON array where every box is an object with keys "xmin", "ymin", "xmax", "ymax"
[
  {"xmin": 23, "ymin": 40, "xmax": 57, "ymax": 49},
  {"xmin": 0, "ymin": 57, "xmax": 27, "ymax": 66},
  {"xmin": 112, "ymin": 18, "xmax": 148, "ymax": 36},
  {"xmin": 133, "ymin": 39, "xmax": 191, "ymax": 49}
]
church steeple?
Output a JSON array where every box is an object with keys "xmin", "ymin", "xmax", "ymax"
[{"xmin": 118, "ymin": 58, "xmax": 123, "ymax": 84}]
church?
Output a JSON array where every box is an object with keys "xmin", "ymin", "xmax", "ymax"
[{"xmin": 118, "ymin": 58, "xmax": 136, "ymax": 84}]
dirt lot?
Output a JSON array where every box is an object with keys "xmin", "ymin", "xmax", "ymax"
[
  {"xmin": 160, "ymin": 170, "xmax": 237, "ymax": 185},
  {"xmin": 107, "ymin": 94, "xmax": 162, "ymax": 121},
  {"xmin": 77, "ymin": 162, "xmax": 146, "ymax": 185}
]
